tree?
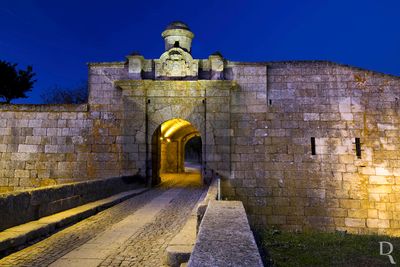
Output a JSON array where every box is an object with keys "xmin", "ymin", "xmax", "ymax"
[
  {"xmin": 0, "ymin": 60, "xmax": 36, "ymax": 103},
  {"xmin": 41, "ymin": 82, "xmax": 88, "ymax": 104}
]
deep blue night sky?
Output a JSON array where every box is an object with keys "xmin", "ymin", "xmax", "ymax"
[{"xmin": 1, "ymin": 0, "xmax": 399, "ymax": 103}]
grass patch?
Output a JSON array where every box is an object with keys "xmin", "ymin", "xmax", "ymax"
[{"xmin": 258, "ymin": 229, "xmax": 400, "ymax": 266}]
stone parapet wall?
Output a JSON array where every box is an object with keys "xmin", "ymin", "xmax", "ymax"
[
  {"xmin": 188, "ymin": 200, "xmax": 263, "ymax": 267},
  {"xmin": 0, "ymin": 176, "xmax": 140, "ymax": 231},
  {"xmin": 0, "ymin": 104, "xmax": 88, "ymax": 112}
]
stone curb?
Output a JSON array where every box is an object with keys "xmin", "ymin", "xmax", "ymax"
[
  {"xmin": 165, "ymin": 179, "xmax": 218, "ymax": 267},
  {"xmin": 0, "ymin": 187, "xmax": 148, "ymax": 255},
  {"xmin": 187, "ymin": 200, "xmax": 264, "ymax": 267},
  {"xmin": 165, "ymin": 197, "xmax": 202, "ymax": 267}
]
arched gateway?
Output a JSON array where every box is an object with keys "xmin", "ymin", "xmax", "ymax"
[
  {"xmin": 151, "ymin": 118, "xmax": 202, "ymax": 186},
  {"xmin": 3, "ymin": 21, "xmax": 400, "ymax": 234},
  {"xmin": 114, "ymin": 21, "xmax": 237, "ymax": 188}
]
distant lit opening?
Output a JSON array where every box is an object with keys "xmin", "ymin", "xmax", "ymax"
[{"xmin": 185, "ymin": 136, "xmax": 202, "ymax": 165}]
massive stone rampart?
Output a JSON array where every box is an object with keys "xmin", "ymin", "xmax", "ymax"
[
  {"xmin": 2, "ymin": 46, "xmax": 400, "ymax": 235},
  {"xmin": 222, "ymin": 61, "xmax": 400, "ymax": 235}
]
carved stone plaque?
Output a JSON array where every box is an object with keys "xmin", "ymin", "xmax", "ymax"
[{"xmin": 155, "ymin": 48, "xmax": 198, "ymax": 78}]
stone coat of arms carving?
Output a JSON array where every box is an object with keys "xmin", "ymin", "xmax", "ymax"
[{"xmin": 155, "ymin": 48, "xmax": 198, "ymax": 78}]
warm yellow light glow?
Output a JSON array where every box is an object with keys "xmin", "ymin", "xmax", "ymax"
[
  {"xmin": 166, "ymin": 138, "xmax": 171, "ymax": 142},
  {"xmin": 161, "ymin": 118, "xmax": 193, "ymax": 138}
]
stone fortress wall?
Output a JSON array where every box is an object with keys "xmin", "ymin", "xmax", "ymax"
[
  {"xmin": 0, "ymin": 104, "xmax": 94, "ymax": 191},
  {"xmin": 0, "ymin": 65, "xmax": 144, "ymax": 192},
  {"xmin": 1, "ymin": 21, "xmax": 400, "ymax": 235},
  {"xmin": 224, "ymin": 61, "xmax": 400, "ymax": 236}
]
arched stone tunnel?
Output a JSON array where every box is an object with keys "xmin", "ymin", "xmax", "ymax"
[{"xmin": 152, "ymin": 118, "xmax": 202, "ymax": 186}]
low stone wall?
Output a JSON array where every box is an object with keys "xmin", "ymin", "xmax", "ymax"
[
  {"xmin": 188, "ymin": 200, "xmax": 263, "ymax": 266},
  {"xmin": 0, "ymin": 176, "xmax": 141, "ymax": 231},
  {"xmin": 196, "ymin": 178, "xmax": 218, "ymax": 232}
]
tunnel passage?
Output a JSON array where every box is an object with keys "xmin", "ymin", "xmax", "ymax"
[{"xmin": 151, "ymin": 118, "xmax": 202, "ymax": 187}]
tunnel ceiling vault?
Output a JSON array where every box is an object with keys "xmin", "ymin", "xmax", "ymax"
[
  {"xmin": 160, "ymin": 118, "xmax": 200, "ymax": 140},
  {"xmin": 182, "ymin": 132, "xmax": 201, "ymax": 144}
]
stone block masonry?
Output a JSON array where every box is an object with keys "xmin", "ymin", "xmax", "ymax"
[
  {"xmin": 0, "ymin": 176, "xmax": 142, "ymax": 231},
  {"xmin": 2, "ymin": 22, "xmax": 400, "ymax": 236},
  {"xmin": 187, "ymin": 200, "xmax": 263, "ymax": 267},
  {"xmin": 222, "ymin": 61, "xmax": 400, "ymax": 236},
  {"xmin": 0, "ymin": 104, "xmax": 90, "ymax": 192},
  {"xmin": 0, "ymin": 98, "xmax": 143, "ymax": 192},
  {"xmin": 0, "ymin": 103, "xmax": 138, "ymax": 192}
]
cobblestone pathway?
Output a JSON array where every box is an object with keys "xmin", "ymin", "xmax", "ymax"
[
  {"xmin": 99, "ymin": 187, "xmax": 201, "ymax": 267},
  {"xmin": 0, "ymin": 173, "xmax": 204, "ymax": 267}
]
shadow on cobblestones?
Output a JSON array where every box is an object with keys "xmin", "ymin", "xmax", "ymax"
[
  {"xmin": 0, "ymin": 172, "xmax": 206, "ymax": 267},
  {"xmin": 100, "ymin": 187, "xmax": 204, "ymax": 267}
]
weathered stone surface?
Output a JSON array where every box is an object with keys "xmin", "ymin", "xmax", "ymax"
[
  {"xmin": 165, "ymin": 180, "xmax": 217, "ymax": 267},
  {"xmin": 0, "ymin": 187, "xmax": 147, "ymax": 254},
  {"xmin": 0, "ymin": 177, "xmax": 204, "ymax": 266},
  {"xmin": 1, "ymin": 22, "xmax": 400, "ymax": 236},
  {"xmin": 0, "ymin": 177, "xmax": 142, "ymax": 231},
  {"xmin": 165, "ymin": 213, "xmax": 197, "ymax": 267},
  {"xmin": 155, "ymin": 48, "xmax": 199, "ymax": 78},
  {"xmin": 188, "ymin": 200, "xmax": 263, "ymax": 267}
]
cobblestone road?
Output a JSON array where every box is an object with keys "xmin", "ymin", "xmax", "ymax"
[{"xmin": 0, "ymin": 172, "xmax": 205, "ymax": 267}]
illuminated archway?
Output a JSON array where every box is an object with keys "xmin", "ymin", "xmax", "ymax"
[{"xmin": 151, "ymin": 118, "xmax": 202, "ymax": 186}]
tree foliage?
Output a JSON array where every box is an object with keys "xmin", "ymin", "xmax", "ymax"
[
  {"xmin": 0, "ymin": 60, "xmax": 36, "ymax": 103},
  {"xmin": 41, "ymin": 82, "xmax": 88, "ymax": 104}
]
